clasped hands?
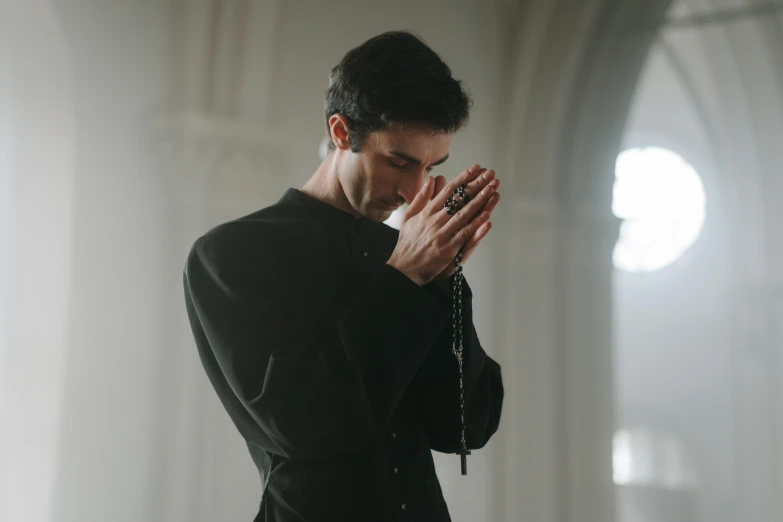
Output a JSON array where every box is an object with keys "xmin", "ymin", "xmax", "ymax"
[{"xmin": 386, "ymin": 164, "xmax": 502, "ymax": 286}]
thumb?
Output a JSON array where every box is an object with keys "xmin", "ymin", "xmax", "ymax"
[{"xmin": 403, "ymin": 177, "xmax": 433, "ymax": 222}]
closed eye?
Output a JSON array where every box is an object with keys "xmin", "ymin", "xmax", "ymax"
[{"xmin": 391, "ymin": 161, "xmax": 435, "ymax": 172}]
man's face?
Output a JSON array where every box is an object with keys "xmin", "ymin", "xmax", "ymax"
[{"xmin": 340, "ymin": 123, "xmax": 453, "ymax": 222}]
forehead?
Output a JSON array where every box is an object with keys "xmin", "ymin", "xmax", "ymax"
[{"xmin": 372, "ymin": 123, "xmax": 453, "ymax": 155}]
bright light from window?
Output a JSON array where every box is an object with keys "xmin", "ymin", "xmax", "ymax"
[
  {"xmin": 613, "ymin": 147, "xmax": 706, "ymax": 272},
  {"xmin": 613, "ymin": 428, "xmax": 699, "ymax": 489}
]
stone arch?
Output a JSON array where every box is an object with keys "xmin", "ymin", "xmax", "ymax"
[{"xmin": 494, "ymin": 0, "xmax": 675, "ymax": 210}]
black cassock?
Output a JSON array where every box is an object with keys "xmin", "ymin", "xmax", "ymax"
[{"xmin": 183, "ymin": 188, "xmax": 504, "ymax": 522}]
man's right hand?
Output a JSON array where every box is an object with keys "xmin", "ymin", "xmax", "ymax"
[{"xmin": 386, "ymin": 164, "xmax": 500, "ymax": 286}]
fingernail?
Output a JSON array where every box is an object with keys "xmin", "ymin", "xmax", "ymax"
[{"xmin": 469, "ymin": 165, "xmax": 480, "ymax": 174}]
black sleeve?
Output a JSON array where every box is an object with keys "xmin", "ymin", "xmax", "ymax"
[
  {"xmin": 413, "ymin": 277, "xmax": 504, "ymax": 454},
  {"xmin": 183, "ymin": 225, "xmax": 451, "ymax": 461}
]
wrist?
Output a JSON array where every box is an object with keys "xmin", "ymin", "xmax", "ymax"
[{"xmin": 386, "ymin": 261, "xmax": 427, "ymax": 287}]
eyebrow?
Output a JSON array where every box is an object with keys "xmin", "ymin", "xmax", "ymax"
[{"xmin": 390, "ymin": 150, "xmax": 450, "ymax": 167}]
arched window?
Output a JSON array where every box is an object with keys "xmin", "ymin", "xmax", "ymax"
[{"xmin": 612, "ymin": 147, "xmax": 706, "ymax": 272}]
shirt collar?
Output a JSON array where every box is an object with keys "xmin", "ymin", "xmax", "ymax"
[{"xmin": 279, "ymin": 188, "xmax": 382, "ymax": 228}]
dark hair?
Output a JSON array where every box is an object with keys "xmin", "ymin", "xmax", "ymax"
[{"xmin": 324, "ymin": 31, "xmax": 472, "ymax": 153}]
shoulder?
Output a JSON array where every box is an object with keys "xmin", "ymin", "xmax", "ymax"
[{"xmin": 186, "ymin": 203, "xmax": 316, "ymax": 282}]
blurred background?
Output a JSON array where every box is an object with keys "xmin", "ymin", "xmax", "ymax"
[{"xmin": 1, "ymin": 0, "xmax": 782, "ymax": 521}]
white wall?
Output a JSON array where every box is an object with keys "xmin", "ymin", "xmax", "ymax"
[
  {"xmin": 0, "ymin": 2, "xmax": 75, "ymax": 522},
  {"xmin": 45, "ymin": 2, "xmax": 170, "ymax": 521}
]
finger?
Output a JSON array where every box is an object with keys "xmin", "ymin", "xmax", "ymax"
[
  {"xmin": 403, "ymin": 176, "xmax": 433, "ymax": 222},
  {"xmin": 431, "ymin": 175, "xmax": 447, "ymax": 199},
  {"xmin": 426, "ymin": 164, "xmax": 483, "ymax": 216},
  {"xmin": 480, "ymin": 190, "xmax": 501, "ymax": 214},
  {"xmin": 446, "ymin": 206, "xmax": 493, "ymax": 249},
  {"xmin": 463, "ymin": 168, "xmax": 494, "ymax": 199},
  {"xmin": 438, "ymin": 178, "xmax": 499, "ymax": 237},
  {"xmin": 454, "ymin": 220, "xmax": 493, "ymax": 264}
]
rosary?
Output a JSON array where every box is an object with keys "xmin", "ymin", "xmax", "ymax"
[{"xmin": 445, "ymin": 184, "xmax": 471, "ymax": 475}]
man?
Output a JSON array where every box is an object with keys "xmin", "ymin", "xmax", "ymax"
[{"xmin": 183, "ymin": 31, "xmax": 503, "ymax": 521}]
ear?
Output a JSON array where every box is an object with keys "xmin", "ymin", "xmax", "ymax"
[{"xmin": 328, "ymin": 113, "xmax": 352, "ymax": 151}]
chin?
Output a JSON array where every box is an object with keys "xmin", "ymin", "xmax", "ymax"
[
  {"xmin": 368, "ymin": 211, "xmax": 390, "ymax": 223},
  {"xmin": 363, "ymin": 202, "xmax": 390, "ymax": 218},
  {"xmin": 360, "ymin": 207, "xmax": 386, "ymax": 222}
]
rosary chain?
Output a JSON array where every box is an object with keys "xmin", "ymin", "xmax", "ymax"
[
  {"xmin": 446, "ymin": 183, "xmax": 472, "ymax": 474},
  {"xmin": 452, "ymin": 249, "xmax": 466, "ymax": 451}
]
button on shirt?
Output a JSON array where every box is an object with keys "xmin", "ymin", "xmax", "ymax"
[{"xmin": 183, "ymin": 188, "xmax": 504, "ymax": 521}]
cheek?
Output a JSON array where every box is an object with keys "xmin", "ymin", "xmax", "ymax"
[{"xmin": 373, "ymin": 165, "xmax": 400, "ymax": 189}]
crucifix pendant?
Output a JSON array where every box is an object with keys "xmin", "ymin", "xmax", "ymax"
[{"xmin": 458, "ymin": 443, "xmax": 471, "ymax": 475}]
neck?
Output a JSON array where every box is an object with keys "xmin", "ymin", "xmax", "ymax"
[{"xmin": 300, "ymin": 152, "xmax": 361, "ymax": 218}]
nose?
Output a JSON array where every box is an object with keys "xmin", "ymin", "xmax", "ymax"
[{"xmin": 398, "ymin": 169, "xmax": 430, "ymax": 205}]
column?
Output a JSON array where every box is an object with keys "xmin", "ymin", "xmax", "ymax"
[{"xmin": 493, "ymin": 198, "xmax": 619, "ymax": 522}]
